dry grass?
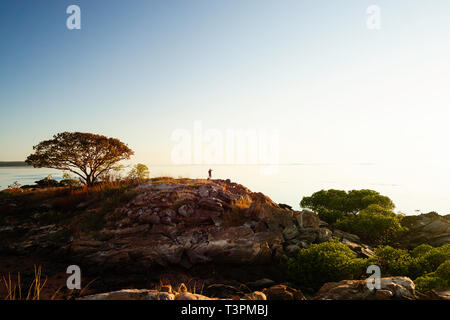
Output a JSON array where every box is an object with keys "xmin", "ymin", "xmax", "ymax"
[
  {"xmin": 2, "ymin": 266, "xmax": 47, "ymax": 300},
  {"xmin": 222, "ymin": 194, "xmax": 254, "ymax": 227},
  {"xmin": 1, "ymin": 266, "xmax": 97, "ymax": 300},
  {"xmin": 233, "ymin": 194, "xmax": 253, "ymax": 210},
  {"xmin": 157, "ymin": 277, "xmax": 206, "ymax": 296}
]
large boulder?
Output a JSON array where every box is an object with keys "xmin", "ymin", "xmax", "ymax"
[
  {"xmin": 78, "ymin": 289, "xmax": 175, "ymax": 300},
  {"xmin": 262, "ymin": 285, "xmax": 306, "ymax": 300},
  {"xmin": 400, "ymin": 212, "xmax": 450, "ymax": 248},
  {"xmin": 314, "ymin": 277, "xmax": 417, "ymax": 300}
]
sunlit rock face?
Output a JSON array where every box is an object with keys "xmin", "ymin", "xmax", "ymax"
[
  {"xmin": 0, "ymin": 178, "xmax": 370, "ymax": 280},
  {"xmin": 313, "ymin": 277, "xmax": 417, "ymax": 300},
  {"xmin": 400, "ymin": 212, "xmax": 450, "ymax": 248}
]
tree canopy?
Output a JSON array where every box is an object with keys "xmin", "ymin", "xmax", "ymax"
[
  {"xmin": 26, "ymin": 132, "xmax": 134, "ymax": 186},
  {"xmin": 300, "ymin": 189, "xmax": 395, "ymax": 224},
  {"xmin": 300, "ymin": 189, "xmax": 402, "ymax": 245},
  {"xmin": 128, "ymin": 163, "xmax": 150, "ymax": 181}
]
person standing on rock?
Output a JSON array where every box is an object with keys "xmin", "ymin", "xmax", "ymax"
[{"xmin": 208, "ymin": 168, "xmax": 212, "ymax": 180}]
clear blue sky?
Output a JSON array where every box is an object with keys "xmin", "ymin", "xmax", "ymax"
[{"xmin": 1, "ymin": 0, "xmax": 450, "ymax": 168}]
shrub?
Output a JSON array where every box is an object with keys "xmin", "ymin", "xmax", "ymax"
[
  {"xmin": 334, "ymin": 204, "xmax": 406, "ymax": 246},
  {"xmin": 414, "ymin": 260, "xmax": 450, "ymax": 292},
  {"xmin": 368, "ymin": 244, "xmax": 449, "ymax": 280},
  {"xmin": 411, "ymin": 244, "xmax": 433, "ymax": 257},
  {"xmin": 411, "ymin": 244, "xmax": 450, "ymax": 277},
  {"xmin": 59, "ymin": 179, "xmax": 82, "ymax": 188},
  {"xmin": 368, "ymin": 246, "xmax": 414, "ymax": 276},
  {"xmin": 287, "ymin": 238, "xmax": 365, "ymax": 291}
]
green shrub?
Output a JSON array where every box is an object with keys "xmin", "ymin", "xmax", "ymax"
[
  {"xmin": 287, "ymin": 238, "xmax": 365, "ymax": 291},
  {"xmin": 412, "ymin": 244, "xmax": 450, "ymax": 277},
  {"xmin": 411, "ymin": 244, "xmax": 433, "ymax": 257},
  {"xmin": 334, "ymin": 205, "xmax": 406, "ymax": 246},
  {"xmin": 368, "ymin": 246, "xmax": 413, "ymax": 276},
  {"xmin": 368, "ymin": 244, "xmax": 450, "ymax": 280},
  {"xmin": 414, "ymin": 260, "xmax": 450, "ymax": 292}
]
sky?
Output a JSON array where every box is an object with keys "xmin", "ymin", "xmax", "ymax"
[{"xmin": 1, "ymin": 1, "xmax": 450, "ymax": 212}]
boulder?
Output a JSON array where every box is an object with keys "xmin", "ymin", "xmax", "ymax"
[
  {"xmin": 175, "ymin": 292, "xmax": 212, "ymax": 300},
  {"xmin": 400, "ymin": 212, "xmax": 450, "ymax": 248},
  {"xmin": 244, "ymin": 291, "xmax": 267, "ymax": 300},
  {"xmin": 246, "ymin": 278, "xmax": 275, "ymax": 289},
  {"xmin": 296, "ymin": 210, "xmax": 320, "ymax": 229},
  {"xmin": 314, "ymin": 277, "xmax": 417, "ymax": 300},
  {"xmin": 262, "ymin": 285, "xmax": 306, "ymax": 300},
  {"xmin": 78, "ymin": 289, "xmax": 175, "ymax": 300},
  {"xmin": 282, "ymin": 225, "xmax": 299, "ymax": 240}
]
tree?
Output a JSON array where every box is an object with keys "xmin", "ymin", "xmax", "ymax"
[
  {"xmin": 300, "ymin": 189, "xmax": 395, "ymax": 224},
  {"xmin": 26, "ymin": 132, "xmax": 134, "ymax": 187},
  {"xmin": 128, "ymin": 163, "xmax": 150, "ymax": 181}
]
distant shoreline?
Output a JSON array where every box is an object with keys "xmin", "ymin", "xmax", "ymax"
[{"xmin": 0, "ymin": 161, "xmax": 30, "ymax": 167}]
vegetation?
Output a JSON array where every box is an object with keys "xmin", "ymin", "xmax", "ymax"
[
  {"xmin": 288, "ymin": 238, "xmax": 449, "ymax": 293},
  {"xmin": 367, "ymin": 244, "xmax": 450, "ymax": 280},
  {"xmin": 127, "ymin": 163, "xmax": 150, "ymax": 181},
  {"xmin": 287, "ymin": 238, "xmax": 366, "ymax": 291},
  {"xmin": 334, "ymin": 204, "xmax": 406, "ymax": 245},
  {"xmin": 0, "ymin": 162, "xmax": 29, "ymax": 167},
  {"xmin": 0, "ymin": 179, "xmax": 140, "ymax": 231},
  {"xmin": 26, "ymin": 132, "xmax": 134, "ymax": 187},
  {"xmin": 2, "ymin": 266, "xmax": 49, "ymax": 300},
  {"xmin": 301, "ymin": 189, "xmax": 404, "ymax": 246},
  {"xmin": 301, "ymin": 189, "xmax": 395, "ymax": 223},
  {"xmin": 414, "ymin": 260, "xmax": 450, "ymax": 292},
  {"xmin": 7, "ymin": 181, "xmax": 21, "ymax": 189}
]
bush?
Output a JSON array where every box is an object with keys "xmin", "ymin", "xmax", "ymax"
[
  {"xmin": 59, "ymin": 179, "xmax": 82, "ymax": 188},
  {"xmin": 411, "ymin": 244, "xmax": 433, "ymax": 257},
  {"xmin": 334, "ymin": 205, "xmax": 406, "ymax": 246},
  {"xmin": 287, "ymin": 238, "xmax": 365, "ymax": 291},
  {"xmin": 368, "ymin": 246, "xmax": 413, "ymax": 276},
  {"xmin": 414, "ymin": 260, "xmax": 450, "ymax": 292},
  {"xmin": 368, "ymin": 244, "xmax": 449, "ymax": 280},
  {"xmin": 411, "ymin": 244, "xmax": 450, "ymax": 277}
]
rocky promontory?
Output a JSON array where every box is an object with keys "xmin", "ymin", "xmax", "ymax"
[{"xmin": 0, "ymin": 178, "xmax": 448, "ymax": 300}]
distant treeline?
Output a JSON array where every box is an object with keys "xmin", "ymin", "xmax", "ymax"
[{"xmin": 0, "ymin": 161, "xmax": 30, "ymax": 167}]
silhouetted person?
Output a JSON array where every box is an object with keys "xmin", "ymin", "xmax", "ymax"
[{"xmin": 208, "ymin": 168, "xmax": 212, "ymax": 180}]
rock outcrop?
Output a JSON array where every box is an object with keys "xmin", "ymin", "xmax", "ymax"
[
  {"xmin": 0, "ymin": 179, "xmax": 376, "ymax": 282},
  {"xmin": 13, "ymin": 180, "xmax": 340, "ymax": 268},
  {"xmin": 2, "ymin": 178, "xmax": 449, "ymax": 300},
  {"xmin": 314, "ymin": 277, "xmax": 417, "ymax": 300},
  {"xmin": 400, "ymin": 212, "xmax": 450, "ymax": 248}
]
